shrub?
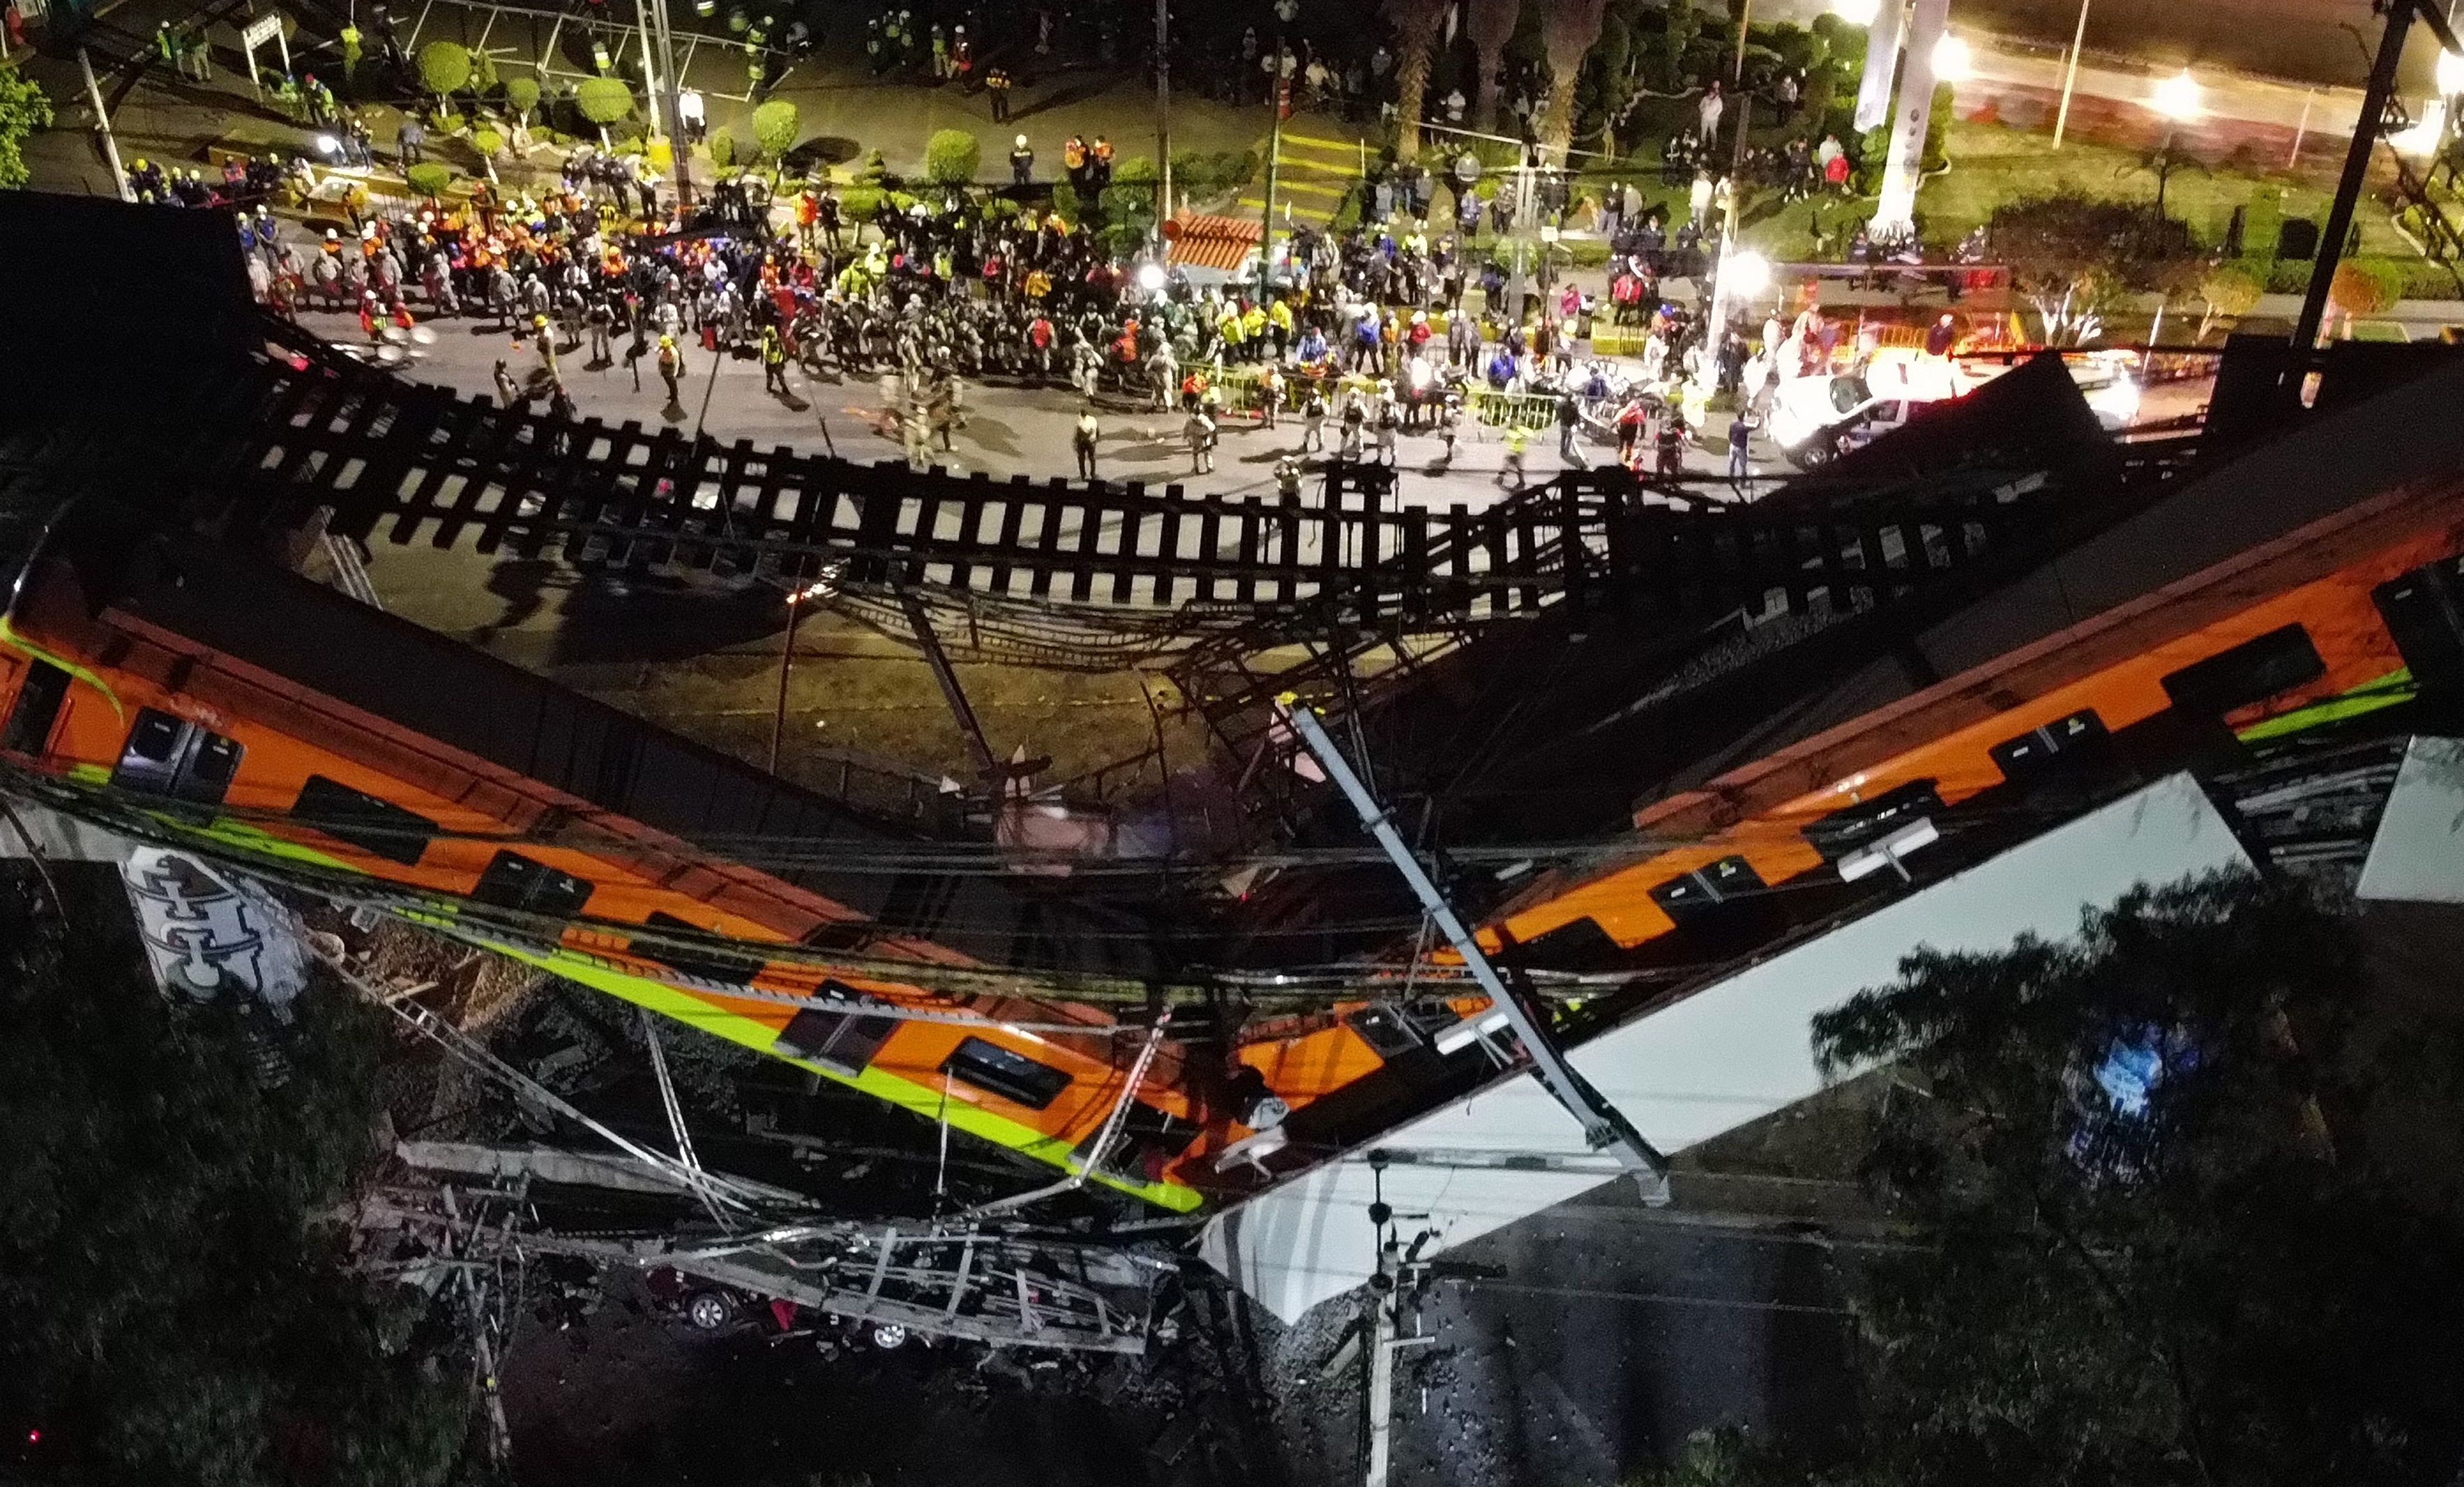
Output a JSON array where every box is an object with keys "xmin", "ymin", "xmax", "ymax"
[
  {"xmin": 503, "ymin": 75, "xmax": 540, "ymax": 119},
  {"xmin": 416, "ymin": 40, "xmax": 471, "ymax": 100},
  {"xmin": 471, "ymin": 126, "xmax": 503, "ymax": 156},
  {"xmin": 854, "ymin": 147, "xmax": 888, "ymax": 186},
  {"xmin": 752, "ymin": 98, "xmax": 799, "ymax": 162},
  {"xmin": 925, "ymin": 128, "xmax": 981, "ymax": 185},
  {"xmin": 2196, "ymin": 260, "xmax": 2264, "ymax": 340},
  {"xmin": 2328, "ymin": 259, "xmax": 2400, "ymax": 323},
  {"xmin": 708, "ymin": 126, "xmax": 736, "ymax": 170},
  {"xmin": 840, "ymin": 185, "xmax": 883, "ymax": 220},
  {"xmin": 1050, "ymin": 179, "xmax": 1078, "ymax": 223},
  {"xmin": 405, "ymin": 161, "xmax": 452, "ymax": 197},
  {"xmin": 575, "ymin": 76, "xmax": 634, "ymax": 128}
]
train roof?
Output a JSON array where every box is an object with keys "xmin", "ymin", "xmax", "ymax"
[{"xmin": 20, "ymin": 497, "xmax": 1162, "ymax": 979}]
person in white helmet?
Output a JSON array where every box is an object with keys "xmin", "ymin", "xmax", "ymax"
[{"xmin": 1009, "ymin": 134, "xmax": 1034, "ymax": 186}]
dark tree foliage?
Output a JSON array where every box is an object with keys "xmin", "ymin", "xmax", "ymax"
[
  {"xmin": 1638, "ymin": 873, "xmax": 2464, "ymax": 1487},
  {"xmin": 0, "ymin": 865, "xmax": 469, "ymax": 1486}
]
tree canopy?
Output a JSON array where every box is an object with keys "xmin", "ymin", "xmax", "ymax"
[
  {"xmin": 1988, "ymin": 191, "xmax": 2198, "ymax": 344},
  {"xmin": 751, "ymin": 99, "xmax": 800, "ymax": 162},
  {"xmin": 0, "ymin": 63, "xmax": 54, "ymax": 192},
  {"xmin": 924, "ymin": 127, "xmax": 981, "ymax": 185},
  {"xmin": 1636, "ymin": 873, "xmax": 2464, "ymax": 1487},
  {"xmin": 574, "ymin": 76, "xmax": 634, "ymax": 127},
  {"xmin": 415, "ymin": 40, "xmax": 471, "ymax": 100},
  {"xmin": 0, "ymin": 866, "xmax": 468, "ymax": 1486}
]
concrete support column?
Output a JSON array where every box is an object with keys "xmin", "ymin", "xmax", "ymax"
[
  {"xmin": 1869, "ymin": 0, "xmax": 1947, "ymax": 241},
  {"xmin": 1851, "ymin": 0, "xmax": 1908, "ymax": 133}
]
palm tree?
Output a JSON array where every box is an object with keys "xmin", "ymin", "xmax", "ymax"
[
  {"xmin": 1466, "ymin": 0, "xmax": 1523, "ymax": 132},
  {"xmin": 1384, "ymin": 0, "xmax": 1453, "ymax": 162},
  {"xmin": 1533, "ymin": 0, "xmax": 1608, "ymax": 165}
]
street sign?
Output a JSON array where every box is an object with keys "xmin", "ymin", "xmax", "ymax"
[{"xmin": 241, "ymin": 12, "xmax": 283, "ymax": 47}]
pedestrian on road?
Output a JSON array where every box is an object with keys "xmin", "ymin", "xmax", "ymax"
[
  {"xmin": 657, "ymin": 334, "xmax": 685, "ymax": 408},
  {"xmin": 1258, "ymin": 365, "xmax": 1284, "ymax": 429},
  {"xmin": 1074, "ymin": 407, "xmax": 1100, "ymax": 478},
  {"xmin": 397, "ymin": 116, "xmax": 425, "ymax": 165},
  {"xmin": 1010, "ymin": 134, "xmax": 1035, "ymax": 185},
  {"xmin": 988, "ymin": 66, "xmax": 1014, "ymax": 121},
  {"xmin": 1727, "ymin": 411, "xmax": 1754, "ymax": 489},
  {"xmin": 761, "ymin": 323, "xmax": 791, "ymax": 396},
  {"xmin": 1498, "ymin": 425, "xmax": 1530, "ymax": 489},
  {"xmin": 1300, "ymin": 386, "xmax": 1327, "ymax": 452},
  {"xmin": 1556, "ymin": 390, "xmax": 1583, "ymax": 466},
  {"xmin": 1436, "ymin": 394, "xmax": 1462, "ymax": 470},
  {"xmin": 1698, "ymin": 82, "xmax": 1724, "ymax": 148},
  {"xmin": 492, "ymin": 359, "xmax": 520, "ymax": 409},
  {"xmin": 1186, "ymin": 408, "xmax": 1216, "ymax": 474},
  {"xmin": 1337, "ymin": 391, "xmax": 1365, "ymax": 461},
  {"xmin": 1374, "ymin": 390, "xmax": 1400, "ymax": 465},
  {"xmin": 1655, "ymin": 413, "xmax": 1687, "ymax": 478}
]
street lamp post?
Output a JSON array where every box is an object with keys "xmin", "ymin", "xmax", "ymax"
[
  {"xmin": 2052, "ymin": 0, "xmax": 2090, "ymax": 148},
  {"xmin": 1155, "ymin": 0, "xmax": 1172, "ymax": 233},
  {"xmin": 2145, "ymin": 69, "xmax": 2202, "ymax": 215}
]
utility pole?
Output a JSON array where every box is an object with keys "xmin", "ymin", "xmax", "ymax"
[
  {"xmin": 637, "ymin": 0, "xmax": 690, "ymax": 205},
  {"xmin": 78, "ymin": 46, "xmax": 132, "ymax": 202},
  {"xmin": 2293, "ymin": 0, "xmax": 2416, "ymax": 355},
  {"xmin": 1155, "ymin": 0, "xmax": 1172, "ymax": 234},
  {"xmin": 633, "ymin": 0, "xmax": 665, "ymax": 142},
  {"xmin": 1257, "ymin": 76, "xmax": 1284, "ymax": 301},
  {"xmin": 2051, "ymin": 0, "xmax": 2090, "ymax": 148},
  {"xmin": 1279, "ymin": 699, "xmax": 1672, "ymax": 1202}
]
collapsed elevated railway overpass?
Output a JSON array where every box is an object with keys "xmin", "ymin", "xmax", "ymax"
[{"xmin": 9, "ymin": 197, "xmax": 2464, "ymax": 1320}]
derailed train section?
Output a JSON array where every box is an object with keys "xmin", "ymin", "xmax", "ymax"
[{"xmin": 11, "ymin": 213, "xmax": 2464, "ymax": 1231}]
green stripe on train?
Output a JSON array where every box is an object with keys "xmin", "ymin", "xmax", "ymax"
[
  {"xmin": 434, "ymin": 925, "xmax": 1206, "ymax": 1214},
  {"xmin": 2237, "ymin": 668, "xmax": 2416, "ymax": 743}
]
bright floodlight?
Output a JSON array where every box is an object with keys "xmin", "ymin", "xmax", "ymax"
[
  {"xmin": 1931, "ymin": 34, "xmax": 1971, "ymax": 82},
  {"xmin": 1136, "ymin": 262, "xmax": 1167, "ymax": 292},
  {"xmin": 314, "ymin": 134, "xmax": 342, "ymax": 156},
  {"xmin": 2151, "ymin": 69, "xmax": 2203, "ymax": 121},
  {"xmin": 2394, "ymin": 98, "xmax": 2448, "ymax": 158},
  {"xmin": 2439, "ymin": 49, "xmax": 2464, "ymax": 97},
  {"xmin": 1725, "ymin": 250, "xmax": 1772, "ymax": 298},
  {"xmin": 1828, "ymin": 0, "xmax": 1878, "ymax": 25}
]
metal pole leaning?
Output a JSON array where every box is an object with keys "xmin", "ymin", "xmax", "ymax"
[
  {"xmin": 2294, "ymin": 0, "xmax": 2413, "ymax": 356},
  {"xmin": 1277, "ymin": 697, "xmax": 1671, "ymax": 1203}
]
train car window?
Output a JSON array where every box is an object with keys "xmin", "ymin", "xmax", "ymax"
[
  {"xmin": 2371, "ymin": 554, "xmax": 2464, "ymax": 694},
  {"xmin": 941, "ymin": 1035, "xmax": 1072, "ymax": 1111},
  {"xmin": 1, "ymin": 661, "xmax": 72, "ymax": 756},
  {"xmin": 2160, "ymin": 625, "xmax": 2325, "ymax": 715},
  {"xmin": 774, "ymin": 986, "xmax": 899, "ymax": 1075},
  {"xmin": 109, "ymin": 708, "xmax": 243, "ymax": 806},
  {"xmin": 469, "ymin": 850, "xmax": 596, "ymax": 918},
  {"xmin": 1804, "ymin": 779, "xmax": 1944, "ymax": 863},
  {"xmin": 1074, "ymin": 1101, "xmax": 1203, "ymax": 1180},
  {"xmin": 639, "ymin": 910, "xmax": 768, "ymax": 986},
  {"xmin": 1346, "ymin": 1004, "xmax": 1424, "ymax": 1060},
  {"xmin": 1649, "ymin": 855, "xmax": 1769, "ymax": 926},
  {"xmin": 292, "ymin": 774, "xmax": 439, "ymax": 866},
  {"xmin": 1988, "ymin": 709, "xmax": 2111, "ymax": 782}
]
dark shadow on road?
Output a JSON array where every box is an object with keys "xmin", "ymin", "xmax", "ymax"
[
  {"xmin": 546, "ymin": 570, "xmax": 784, "ymax": 666},
  {"xmin": 1010, "ymin": 76, "xmax": 1117, "ymax": 121}
]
